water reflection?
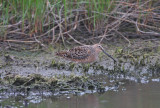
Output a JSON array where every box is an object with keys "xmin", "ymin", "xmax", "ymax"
[
  {"xmin": 31, "ymin": 82, "xmax": 160, "ymax": 108},
  {"xmin": 1, "ymin": 81, "xmax": 160, "ymax": 108}
]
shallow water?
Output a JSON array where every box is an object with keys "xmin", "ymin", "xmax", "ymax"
[{"xmin": 1, "ymin": 81, "xmax": 160, "ymax": 108}]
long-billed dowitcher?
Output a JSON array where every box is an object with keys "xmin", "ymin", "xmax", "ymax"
[{"xmin": 56, "ymin": 44, "xmax": 116, "ymax": 63}]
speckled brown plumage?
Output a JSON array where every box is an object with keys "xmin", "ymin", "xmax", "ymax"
[{"xmin": 56, "ymin": 44, "xmax": 116, "ymax": 63}]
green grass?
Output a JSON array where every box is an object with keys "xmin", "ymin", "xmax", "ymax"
[
  {"xmin": 0, "ymin": 0, "xmax": 159, "ymax": 44},
  {"xmin": 0, "ymin": 0, "xmax": 114, "ymax": 30}
]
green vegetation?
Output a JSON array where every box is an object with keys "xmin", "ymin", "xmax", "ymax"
[
  {"xmin": 0, "ymin": 0, "xmax": 159, "ymax": 46},
  {"xmin": 0, "ymin": 1, "xmax": 160, "ymax": 105},
  {"xmin": 0, "ymin": 73, "xmax": 105, "ymax": 95}
]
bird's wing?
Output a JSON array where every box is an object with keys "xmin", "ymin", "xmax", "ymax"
[
  {"xmin": 68, "ymin": 46, "xmax": 92, "ymax": 60},
  {"xmin": 56, "ymin": 46, "xmax": 92, "ymax": 60}
]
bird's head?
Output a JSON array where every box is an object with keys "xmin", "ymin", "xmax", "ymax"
[{"xmin": 93, "ymin": 44, "xmax": 117, "ymax": 62}]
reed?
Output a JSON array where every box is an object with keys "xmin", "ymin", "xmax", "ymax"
[
  {"xmin": 0, "ymin": 0, "xmax": 159, "ymax": 45},
  {"xmin": 0, "ymin": 0, "xmax": 114, "ymax": 30}
]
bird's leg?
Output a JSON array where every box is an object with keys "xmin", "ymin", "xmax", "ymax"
[
  {"xmin": 69, "ymin": 62, "xmax": 76, "ymax": 76},
  {"xmin": 82, "ymin": 63, "xmax": 90, "ymax": 76},
  {"xmin": 69, "ymin": 62, "xmax": 75, "ymax": 71}
]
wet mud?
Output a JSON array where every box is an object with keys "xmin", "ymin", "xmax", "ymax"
[{"xmin": 0, "ymin": 39, "xmax": 160, "ymax": 105}]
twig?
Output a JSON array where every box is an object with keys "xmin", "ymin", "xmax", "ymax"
[
  {"xmin": 100, "ymin": 4, "xmax": 135, "ymax": 43},
  {"xmin": 67, "ymin": 33, "xmax": 85, "ymax": 46},
  {"xmin": 136, "ymin": 20, "xmax": 160, "ymax": 36},
  {"xmin": 4, "ymin": 40, "xmax": 36, "ymax": 43},
  {"xmin": 115, "ymin": 30, "xmax": 131, "ymax": 47},
  {"xmin": 34, "ymin": 34, "xmax": 46, "ymax": 47},
  {"xmin": 0, "ymin": 21, "xmax": 22, "ymax": 28}
]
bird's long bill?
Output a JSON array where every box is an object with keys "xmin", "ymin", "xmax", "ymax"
[{"xmin": 100, "ymin": 47, "xmax": 117, "ymax": 62}]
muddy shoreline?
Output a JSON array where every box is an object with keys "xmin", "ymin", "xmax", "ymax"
[{"xmin": 0, "ymin": 38, "xmax": 160, "ymax": 100}]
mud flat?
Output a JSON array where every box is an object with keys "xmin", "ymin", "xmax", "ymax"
[{"xmin": 0, "ymin": 39, "xmax": 160, "ymax": 105}]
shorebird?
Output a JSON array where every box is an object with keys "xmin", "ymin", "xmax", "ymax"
[{"xmin": 55, "ymin": 44, "xmax": 116, "ymax": 63}]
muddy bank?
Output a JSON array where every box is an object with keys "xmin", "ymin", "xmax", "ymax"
[{"xmin": 0, "ymin": 39, "xmax": 160, "ymax": 99}]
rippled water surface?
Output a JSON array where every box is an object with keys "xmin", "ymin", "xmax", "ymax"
[{"xmin": 1, "ymin": 81, "xmax": 160, "ymax": 108}]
